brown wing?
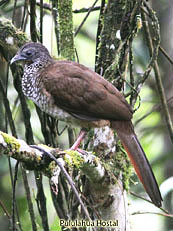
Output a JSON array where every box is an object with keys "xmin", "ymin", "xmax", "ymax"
[{"xmin": 40, "ymin": 60, "xmax": 133, "ymax": 121}]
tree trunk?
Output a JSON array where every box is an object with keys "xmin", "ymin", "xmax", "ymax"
[{"xmin": 0, "ymin": 0, "xmax": 165, "ymax": 230}]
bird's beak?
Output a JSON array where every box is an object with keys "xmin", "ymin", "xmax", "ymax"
[{"xmin": 10, "ymin": 54, "xmax": 26, "ymax": 65}]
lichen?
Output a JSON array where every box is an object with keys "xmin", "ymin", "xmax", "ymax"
[
  {"xmin": 97, "ymin": 138, "xmax": 133, "ymax": 191},
  {"xmin": 0, "ymin": 131, "xmax": 20, "ymax": 153},
  {"xmin": 64, "ymin": 150, "xmax": 84, "ymax": 168},
  {"xmin": 58, "ymin": 0, "xmax": 75, "ymax": 61},
  {"xmin": 0, "ymin": 17, "xmax": 27, "ymax": 50},
  {"xmin": 47, "ymin": 160, "xmax": 56, "ymax": 172},
  {"xmin": 112, "ymin": 140, "xmax": 133, "ymax": 191}
]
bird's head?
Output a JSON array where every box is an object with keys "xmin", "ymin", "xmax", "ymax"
[{"xmin": 10, "ymin": 42, "xmax": 52, "ymax": 65}]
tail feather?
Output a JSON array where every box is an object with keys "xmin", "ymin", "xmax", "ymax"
[{"xmin": 112, "ymin": 121, "xmax": 162, "ymax": 207}]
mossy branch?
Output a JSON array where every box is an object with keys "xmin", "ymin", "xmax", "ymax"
[
  {"xmin": 58, "ymin": 0, "xmax": 75, "ymax": 60},
  {"xmin": 0, "ymin": 17, "xmax": 28, "ymax": 60},
  {"xmin": 0, "ymin": 130, "xmax": 115, "ymax": 185},
  {"xmin": 0, "ymin": 129, "xmax": 130, "ymax": 228}
]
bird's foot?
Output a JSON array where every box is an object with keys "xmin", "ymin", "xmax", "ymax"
[
  {"xmin": 65, "ymin": 128, "xmax": 88, "ymax": 155},
  {"xmin": 70, "ymin": 128, "xmax": 87, "ymax": 150}
]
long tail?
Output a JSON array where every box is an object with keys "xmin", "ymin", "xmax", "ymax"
[{"xmin": 112, "ymin": 120, "xmax": 162, "ymax": 207}]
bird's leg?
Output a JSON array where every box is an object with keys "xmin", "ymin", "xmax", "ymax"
[{"xmin": 70, "ymin": 128, "xmax": 87, "ymax": 150}]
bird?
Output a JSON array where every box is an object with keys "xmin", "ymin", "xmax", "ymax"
[{"xmin": 10, "ymin": 42, "xmax": 162, "ymax": 207}]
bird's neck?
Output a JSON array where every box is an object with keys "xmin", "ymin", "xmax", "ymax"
[{"xmin": 22, "ymin": 58, "xmax": 52, "ymax": 101}]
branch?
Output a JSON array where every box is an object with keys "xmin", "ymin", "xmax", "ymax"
[
  {"xmin": 0, "ymin": 130, "xmax": 111, "ymax": 182},
  {"xmin": 0, "ymin": 130, "xmax": 131, "ymax": 229},
  {"xmin": 0, "ymin": 17, "xmax": 28, "ymax": 60},
  {"xmin": 74, "ymin": 0, "xmax": 99, "ymax": 37},
  {"xmin": 0, "ymin": 130, "xmax": 118, "ymax": 223},
  {"xmin": 142, "ymin": 3, "xmax": 173, "ymax": 143},
  {"xmin": 35, "ymin": 2, "xmax": 101, "ymax": 14}
]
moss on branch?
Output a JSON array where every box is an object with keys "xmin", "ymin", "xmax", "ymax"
[
  {"xmin": 0, "ymin": 17, "xmax": 28, "ymax": 60},
  {"xmin": 58, "ymin": 0, "xmax": 75, "ymax": 60},
  {"xmin": 0, "ymin": 131, "xmax": 114, "ymax": 184}
]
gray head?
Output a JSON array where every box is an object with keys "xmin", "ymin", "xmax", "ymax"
[{"xmin": 10, "ymin": 42, "xmax": 52, "ymax": 65}]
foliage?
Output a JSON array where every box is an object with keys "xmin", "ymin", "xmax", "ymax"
[{"xmin": 0, "ymin": 0, "xmax": 173, "ymax": 231}]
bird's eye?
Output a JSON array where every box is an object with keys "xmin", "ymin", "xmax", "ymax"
[{"xmin": 25, "ymin": 50, "xmax": 33, "ymax": 56}]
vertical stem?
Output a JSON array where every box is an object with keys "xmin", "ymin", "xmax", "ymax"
[
  {"xmin": 95, "ymin": 0, "xmax": 105, "ymax": 70},
  {"xmin": 142, "ymin": 10, "xmax": 173, "ymax": 143},
  {"xmin": 34, "ymin": 172, "xmax": 49, "ymax": 231},
  {"xmin": 0, "ymin": 80, "xmax": 17, "ymax": 136},
  {"xmin": 52, "ymin": 0, "xmax": 60, "ymax": 55},
  {"xmin": 12, "ymin": 0, "xmax": 18, "ymax": 24},
  {"xmin": 40, "ymin": 0, "xmax": 43, "ymax": 43},
  {"xmin": 30, "ymin": 0, "xmax": 37, "ymax": 42},
  {"xmin": 58, "ymin": 0, "xmax": 75, "ymax": 60},
  {"xmin": 154, "ymin": 62, "xmax": 173, "ymax": 142},
  {"xmin": 21, "ymin": 0, "xmax": 28, "ymax": 30},
  {"xmin": 58, "ymin": 0, "xmax": 75, "ymax": 146},
  {"xmin": 95, "ymin": 0, "xmax": 125, "ymax": 75},
  {"xmin": 21, "ymin": 167, "xmax": 37, "ymax": 231}
]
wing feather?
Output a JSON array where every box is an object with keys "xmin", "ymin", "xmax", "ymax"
[{"xmin": 40, "ymin": 60, "xmax": 133, "ymax": 121}]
